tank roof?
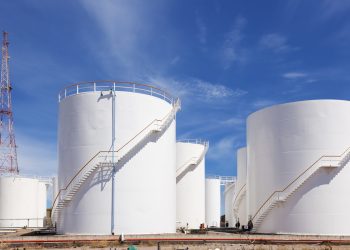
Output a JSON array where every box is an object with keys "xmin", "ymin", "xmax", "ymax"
[
  {"xmin": 247, "ymin": 99, "xmax": 350, "ymax": 122},
  {"xmin": 58, "ymin": 80, "xmax": 177, "ymax": 105}
]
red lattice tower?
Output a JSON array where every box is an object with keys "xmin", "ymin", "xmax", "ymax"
[{"xmin": 0, "ymin": 31, "xmax": 18, "ymax": 174}]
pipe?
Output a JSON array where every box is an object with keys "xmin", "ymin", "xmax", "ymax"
[
  {"xmin": 111, "ymin": 88, "xmax": 116, "ymax": 235},
  {"xmin": 2, "ymin": 237, "xmax": 350, "ymax": 244}
]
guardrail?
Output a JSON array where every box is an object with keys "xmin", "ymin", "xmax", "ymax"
[
  {"xmin": 0, "ymin": 174, "xmax": 53, "ymax": 184},
  {"xmin": 0, "ymin": 218, "xmax": 45, "ymax": 228},
  {"xmin": 177, "ymin": 139, "xmax": 209, "ymax": 146},
  {"xmin": 206, "ymin": 175, "xmax": 236, "ymax": 185},
  {"xmin": 58, "ymin": 81, "xmax": 175, "ymax": 104}
]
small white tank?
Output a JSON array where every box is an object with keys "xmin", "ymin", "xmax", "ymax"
[
  {"xmin": 0, "ymin": 175, "xmax": 48, "ymax": 228},
  {"xmin": 205, "ymin": 177, "xmax": 221, "ymax": 227},
  {"xmin": 235, "ymin": 147, "xmax": 247, "ymax": 226},
  {"xmin": 224, "ymin": 182, "xmax": 235, "ymax": 227},
  {"xmin": 176, "ymin": 139, "xmax": 208, "ymax": 229}
]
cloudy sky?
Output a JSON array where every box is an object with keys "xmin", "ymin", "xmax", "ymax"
[{"xmin": 1, "ymin": 0, "xmax": 350, "ymax": 179}]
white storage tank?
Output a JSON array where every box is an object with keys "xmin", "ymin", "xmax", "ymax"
[
  {"xmin": 205, "ymin": 177, "xmax": 221, "ymax": 227},
  {"xmin": 54, "ymin": 81, "xmax": 180, "ymax": 235},
  {"xmin": 233, "ymin": 147, "xmax": 247, "ymax": 226},
  {"xmin": 247, "ymin": 100, "xmax": 350, "ymax": 235},
  {"xmin": 176, "ymin": 139, "xmax": 208, "ymax": 229},
  {"xmin": 0, "ymin": 175, "xmax": 48, "ymax": 228},
  {"xmin": 224, "ymin": 181, "xmax": 235, "ymax": 227},
  {"xmin": 52, "ymin": 176, "xmax": 58, "ymax": 204}
]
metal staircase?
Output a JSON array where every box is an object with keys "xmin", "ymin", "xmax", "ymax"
[
  {"xmin": 232, "ymin": 184, "xmax": 246, "ymax": 222},
  {"xmin": 176, "ymin": 140, "xmax": 209, "ymax": 179},
  {"xmin": 52, "ymin": 98, "xmax": 181, "ymax": 225},
  {"xmin": 252, "ymin": 147, "xmax": 350, "ymax": 232}
]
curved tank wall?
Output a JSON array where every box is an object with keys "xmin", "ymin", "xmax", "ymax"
[
  {"xmin": 52, "ymin": 176, "xmax": 58, "ymax": 204},
  {"xmin": 205, "ymin": 178, "xmax": 221, "ymax": 227},
  {"xmin": 57, "ymin": 83, "xmax": 177, "ymax": 235},
  {"xmin": 247, "ymin": 100, "xmax": 350, "ymax": 235},
  {"xmin": 176, "ymin": 141, "xmax": 206, "ymax": 229},
  {"xmin": 236, "ymin": 147, "xmax": 247, "ymax": 225},
  {"xmin": 0, "ymin": 176, "xmax": 47, "ymax": 228},
  {"xmin": 224, "ymin": 182, "xmax": 235, "ymax": 227}
]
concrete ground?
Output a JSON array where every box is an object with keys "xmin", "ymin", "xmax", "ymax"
[
  {"xmin": 0, "ymin": 245, "xmax": 348, "ymax": 250},
  {"xmin": 1, "ymin": 230, "xmax": 350, "ymax": 249}
]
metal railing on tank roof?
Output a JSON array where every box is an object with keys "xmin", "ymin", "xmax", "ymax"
[
  {"xmin": 206, "ymin": 175, "xmax": 236, "ymax": 185},
  {"xmin": 58, "ymin": 80, "xmax": 175, "ymax": 105},
  {"xmin": 0, "ymin": 218, "xmax": 46, "ymax": 229},
  {"xmin": 0, "ymin": 173, "xmax": 53, "ymax": 184},
  {"xmin": 177, "ymin": 139, "xmax": 209, "ymax": 146}
]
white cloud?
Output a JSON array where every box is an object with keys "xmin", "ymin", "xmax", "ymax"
[
  {"xmin": 252, "ymin": 99, "xmax": 277, "ymax": 109},
  {"xmin": 282, "ymin": 72, "xmax": 317, "ymax": 86},
  {"xmin": 16, "ymin": 133, "xmax": 57, "ymax": 177},
  {"xmin": 221, "ymin": 117, "xmax": 245, "ymax": 126},
  {"xmin": 207, "ymin": 136, "xmax": 240, "ymax": 161},
  {"xmin": 321, "ymin": 0, "xmax": 350, "ymax": 19},
  {"xmin": 196, "ymin": 15, "xmax": 207, "ymax": 45},
  {"xmin": 80, "ymin": 2, "xmax": 247, "ymax": 102},
  {"xmin": 195, "ymin": 80, "xmax": 247, "ymax": 99},
  {"xmin": 221, "ymin": 16, "xmax": 247, "ymax": 69},
  {"xmin": 145, "ymin": 75, "xmax": 191, "ymax": 99},
  {"xmin": 81, "ymin": 1, "xmax": 140, "ymax": 66},
  {"xmin": 146, "ymin": 75, "xmax": 247, "ymax": 102},
  {"xmin": 260, "ymin": 33, "xmax": 294, "ymax": 53},
  {"xmin": 282, "ymin": 72, "xmax": 307, "ymax": 79},
  {"xmin": 80, "ymin": 0, "xmax": 165, "ymax": 77},
  {"xmin": 170, "ymin": 56, "xmax": 180, "ymax": 65},
  {"xmin": 330, "ymin": 22, "xmax": 350, "ymax": 47},
  {"xmin": 305, "ymin": 79, "xmax": 317, "ymax": 83}
]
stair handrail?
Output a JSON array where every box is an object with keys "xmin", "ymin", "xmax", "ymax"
[
  {"xmin": 176, "ymin": 140, "xmax": 209, "ymax": 175},
  {"xmin": 224, "ymin": 181, "xmax": 235, "ymax": 194},
  {"xmin": 252, "ymin": 146, "xmax": 350, "ymax": 222},
  {"xmin": 232, "ymin": 184, "xmax": 246, "ymax": 217},
  {"xmin": 177, "ymin": 139, "xmax": 208, "ymax": 145},
  {"xmin": 176, "ymin": 157, "xmax": 199, "ymax": 175},
  {"xmin": 52, "ymin": 99, "xmax": 180, "ymax": 214}
]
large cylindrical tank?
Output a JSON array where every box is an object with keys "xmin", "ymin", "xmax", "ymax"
[
  {"xmin": 57, "ymin": 81, "xmax": 178, "ymax": 235},
  {"xmin": 176, "ymin": 140, "xmax": 206, "ymax": 229},
  {"xmin": 205, "ymin": 178, "xmax": 221, "ymax": 227},
  {"xmin": 0, "ymin": 176, "xmax": 47, "ymax": 228},
  {"xmin": 224, "ymin": 182, "xmax": 235, "ymax": 227},
  {"xmin": 247, "ymin": 100, "xmax": 350, "ymax": 235},
  {"xmin": 236, "ymin": 147, "xmax": 247, "ymax": 225}
]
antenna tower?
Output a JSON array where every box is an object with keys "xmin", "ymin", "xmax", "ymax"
[{"xmin": 0, "ymin": 31, "xmax": 18, "ymax": 174}]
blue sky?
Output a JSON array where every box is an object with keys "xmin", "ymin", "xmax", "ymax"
[{"xmin": 1, "ymin": 0, "xmax": 350, "ymax": 179}]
